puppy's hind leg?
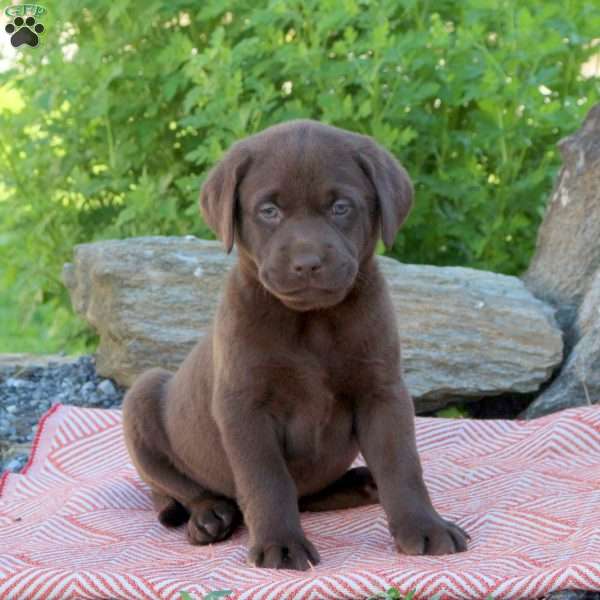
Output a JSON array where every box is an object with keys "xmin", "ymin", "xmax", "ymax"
[
  {"xmin": 151, "ymin": 491, "xmax": 242, "ymax": 545},
  {"xmin": 136, "ymin": 446, "xmax": 242, "ymax": 544},
  {"xmin": 122, "ymin": 368, "xmax": 241, "ymax": 544},
  {"xmin": 299, "ymin": 467, "xmax": 378, "ymax": 512}
]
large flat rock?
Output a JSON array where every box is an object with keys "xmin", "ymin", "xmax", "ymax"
[
  {"xmin": 63, "ymin": 237, "xmax": 563, "ymax": 411},
  {"xmin": 0, "ymin": 354, "xmax": 78, "ymax": 377},
  {"xmin": 378, "ymin": 260, "xmax": 563, "ymax": 409}
]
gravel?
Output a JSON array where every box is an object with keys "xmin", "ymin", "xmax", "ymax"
[{"xmin": 0, "ymin": 355, "xmax": 124, "ymax": 473}]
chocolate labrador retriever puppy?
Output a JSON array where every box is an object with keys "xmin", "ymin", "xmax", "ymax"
[{"xmin": 122, "ymin": 120, "xmax": 469, "ymax": 570}]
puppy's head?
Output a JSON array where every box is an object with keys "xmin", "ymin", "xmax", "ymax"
[{"xmin": 200, "ymin": 120, "xmax": 413, "ymax": 311}]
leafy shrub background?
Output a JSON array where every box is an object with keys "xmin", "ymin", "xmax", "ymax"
[{"xmin": 0, "ymin": 0, "xmax": 598, "ymax": 352}]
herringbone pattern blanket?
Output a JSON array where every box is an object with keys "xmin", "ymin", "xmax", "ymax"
[{"xmin": 1, "ymin": 405, "xmax": 599, "ymax": 599}]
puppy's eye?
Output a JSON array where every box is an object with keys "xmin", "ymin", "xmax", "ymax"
[
  {"xmin": 331, "ymin": 200, "xmax": 351, "ymax": 216},
  {"xmin": 258, "ymin": 203, "xmax": 281, "ymax": 221}
]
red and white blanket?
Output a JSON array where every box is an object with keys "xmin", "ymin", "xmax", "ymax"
[{"xmin": 1, "ymin": 404, "xmax": 599, "ymax": 600}]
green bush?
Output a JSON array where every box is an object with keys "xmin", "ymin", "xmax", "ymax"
[{"xmin": 0, "ymin": 0, "xmax": 598, "ymax": 352}]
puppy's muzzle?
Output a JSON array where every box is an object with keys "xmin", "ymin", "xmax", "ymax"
[{"xmin": 260, "ymin": 257, "xmax": 357, "ymax": 311}]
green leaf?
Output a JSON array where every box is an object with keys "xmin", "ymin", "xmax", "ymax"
[
  {"xmin": 203, "ymin": 591, "xmax": 233, "ymax": 600},
  {"xmin": 397, "ymin": 127, "xmax": 418, "ymax": 147},
  {"xmin": 435, "ymin": 405, "xmax": 470, "ymax": 419}
]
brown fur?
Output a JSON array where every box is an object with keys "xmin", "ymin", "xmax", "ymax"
[{"xmin": 122, "ymin": 120, "xmax": 469, "ymax": 570}]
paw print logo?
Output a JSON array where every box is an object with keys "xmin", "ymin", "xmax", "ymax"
[{"xmin": 5, "ymin": 15, "xmax": 45, "ymax": 47}]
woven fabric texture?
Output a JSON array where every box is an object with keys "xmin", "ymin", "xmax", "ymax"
[{"xmin": 1, "ymin": 405, "xmax": 599, "ymax": 600}]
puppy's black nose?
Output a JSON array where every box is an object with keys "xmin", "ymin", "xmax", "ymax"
[{"xmin": 292, "ymin": 254, "xmax": 322, "ymax": 275}]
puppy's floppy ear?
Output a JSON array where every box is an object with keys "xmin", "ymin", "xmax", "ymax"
[
  {"xmin": 200, "ymin": 145, "xmax": 251, "ymax": 254},
  {"xmin": 356, "ymin": 138, "xmax": 414, "ymax": 250}
]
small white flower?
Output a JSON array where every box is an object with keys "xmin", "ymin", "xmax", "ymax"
[{"xmin": 281, "ymin": 81, "xmax": 293, "ymax": 96}]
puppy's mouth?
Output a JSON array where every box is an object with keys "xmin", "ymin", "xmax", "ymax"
[
  {"xmin": 260, "ymin": 279, "xmax": 351, "ymax": 311},
  {"xmin": 273, "ymin": 285, "xmax": 349, "ymax": 311},
  {"xmin": 259, "ymin": 261, "xmax": 358, "ymax": 311}
]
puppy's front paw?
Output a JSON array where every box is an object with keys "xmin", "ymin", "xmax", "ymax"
[
  {"xmin": 248, "ymin": 532, "xmax": 320, "ymax": 570},
  {"xmin": 392, "ymin": 509, "xmax": 470, "ymax": 556},
  {"xmin": 186, "ymin": 497, "xmax": 242, "ymax": 544}
]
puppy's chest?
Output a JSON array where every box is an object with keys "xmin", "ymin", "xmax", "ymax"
[
  {"xmin": 277, "ymin": 390, "xmax": 353, "ymax": 467},
  {"xmin": 295, "ymin": 317, "xmax": 351, "ymax": 380},
  {"xmin": 263, "ymin": 316, "xmax": 365, "ymax": 461},
  {"xmin": 273, "ymin": 323, "xmax": 356, "ymax": 462}
]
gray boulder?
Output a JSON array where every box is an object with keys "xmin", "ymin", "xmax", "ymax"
[
  {"xmin": 524, "ymin": 103, "xmax": 600, "ymax": 338},
  {"xmin": 63, "ymin": 236, "xmax": 562, "ymax": 412},
  {"xmin": 522, "ymin": 103, "xmax": 600, "ymax": 418},
  {"xmin": 524, "ymin": 270, "xmax": 600, "ymax": 418}
]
